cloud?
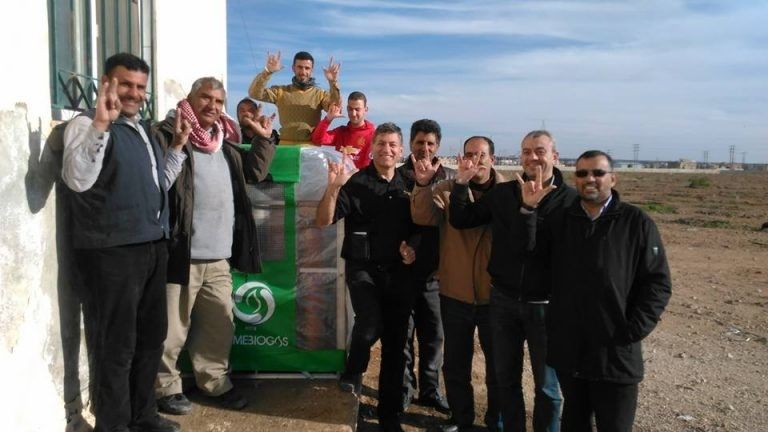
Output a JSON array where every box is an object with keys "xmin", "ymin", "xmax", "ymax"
[{"xmin": 227, "ymin": 0, "xmax": 768, "ymax": 162}]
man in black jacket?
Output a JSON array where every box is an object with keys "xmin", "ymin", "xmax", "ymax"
[
  {"xmin": 519, "ymin": 150, "xmax": 672, "ymax": 431},
  {"xmin": 153, "ymin": 77, "xmax": 276, "ymax": 415},
  {"xmin": 316, "ymin": 122, "xmax": 420, "ymax": 432},
  {"xmin": 450, "ymin": 131, "xmax": 575, "ymax": 432}
]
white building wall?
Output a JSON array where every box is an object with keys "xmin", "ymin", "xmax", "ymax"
[
  {"xmin": 0, "ymin": 1, "xmax": 227, "ymax": 430},
  {"xmin": 153, "ymin": 0, "xmax": 228, "ymax": 117},
  {"xmin": 0, "ymin": 1, "xmax": 63, "ymax": 431}
]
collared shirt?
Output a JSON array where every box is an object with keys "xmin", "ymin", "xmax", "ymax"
[
  {"xmin": 334, "ymin": 164, "xmax": 415, "ymax": 266},
  {"xmin": 62, "ymin": 114, "xmax": 185, "ymax": 193},
  {"xmin": 581, "ymin": 193, "xmax": 614, "ymax": 221}
]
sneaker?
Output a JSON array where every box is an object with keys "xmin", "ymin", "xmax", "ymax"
[
  {"xmin": 417, "ymin": 392, "xmax": 451, "ymax": 415},
  {"xmin": 132, "ymin": 414, "xmax": 180, "ymax": 432},
  {"xmin": 156, "ymin": 393, "xmax": 192, "ymax": 415},
  {"xmin": 210, "ymin": 388, "xmax": 248, "ymax": 411}
]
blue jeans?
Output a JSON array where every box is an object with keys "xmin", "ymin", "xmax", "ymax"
[{"xmin": 491, "ymin": 287, "xmax": 562, "ymax": 432}]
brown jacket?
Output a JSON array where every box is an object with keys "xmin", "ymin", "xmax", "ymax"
[{"xmin": 410, "ymin": 169, "xmax": 507, "ymax": 304}]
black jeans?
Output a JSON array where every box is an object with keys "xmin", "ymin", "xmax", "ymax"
[
  {"xmin": 403, "ymin": 278, "xmax": 444, "ymax": 399},
  {"xmin": 344, "ymin": 261, "xmax": 415, "ymax": 422},
  {"xmin": 491, "ymin": 287, "xmax": 562, "ymax": 432},
  {"xmin": 557, "ymin": 372, "xmax": 638, "ymax": 432},
  {"xmin": 441, "ymin": 295, "xmax": 500, "ymax": 428},
  {"xmin": 76, "ymin": 240, "xmax": 168, "ymax": 432}
]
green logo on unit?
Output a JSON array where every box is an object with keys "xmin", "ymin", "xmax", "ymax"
[{"xmin": 232, "ymin": 281, "xmax": 276, "ymax": 325}]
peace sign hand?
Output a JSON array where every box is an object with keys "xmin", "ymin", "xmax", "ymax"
[
  {"xmin": 515, "ymin": 165, "xmax": 557, "ymax": 209},
  {"xmin": 455, "ymin": 153, "xmax": 479, "ymax": 185},
  {"xmin": 93, "ymin": 78, "xmax": 122, "ymax": 131},
  {"xmin": 266, "ymin": 51, "xmax": 283, "ymax": 73},
  {"xmin": 327, "ymin": 154, "xmax": 356, "ymax": 187},
  {"xmin": 323, "ymin": 56, "xmax": 341, "ymax": 82},
  {"xmin": 171, "ymin": 109, "xmax": 191, "ymax": 150},
  {"xmin": 412, "ymin": 154, "xmax": 440, "ymax": 186}
]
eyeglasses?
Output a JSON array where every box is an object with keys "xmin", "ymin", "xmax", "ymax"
[{"xmin": 574, "ymin": 169, "xmax": 611, "ymax": 178}]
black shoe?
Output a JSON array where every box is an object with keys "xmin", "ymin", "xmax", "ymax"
[
  {"xmin": 418, "ymin": 393, "xmax": 451, "ymax": 415},
  {"xmin": 210, "ymin": 388, "xmax": 248, "ymax": 410},
  {"xmin": 339, "ymin": 373, "xmax": 362, "ymax": 395},
  {"xmin": 379, "ymin": 417, "xmax": 404, "ymax": 432},
  {"xmin": 132, "ymin": 415, "xmax": 180, "ymax": 432},
  {"xmin": 157, "ymin": 393, "xmax": 192, "ymax": 415}
]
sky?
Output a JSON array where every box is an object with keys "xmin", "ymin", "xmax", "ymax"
[{"xmin": 226, "ymin": 0, "xmax": 768, "ymax": 163}]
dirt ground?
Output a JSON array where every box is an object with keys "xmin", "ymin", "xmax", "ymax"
[
  {"xmin": 356, "ymin": 170, "xmax": 768, "ymax": 431},
  {"xmin": 144, "ymin": 170, "xmax": 767, "ymax": 432}
]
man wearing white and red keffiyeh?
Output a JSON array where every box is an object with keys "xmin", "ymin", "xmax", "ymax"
[{"xmin": 152, "ymin": 77, "xmax": 277, "ymax": 415}]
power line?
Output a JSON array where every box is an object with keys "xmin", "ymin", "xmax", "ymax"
[{"xmin": 234, "ymin": 0, "xmax": 260, "ymax": 71}]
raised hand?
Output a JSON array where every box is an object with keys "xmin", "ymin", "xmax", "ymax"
[
  {"xmin": 93, "ymin": 78, "xmax": 122, "ymax": 131},
  {"xmin": 171, "ymin": 109, "xmax": 191, "ymax": 150},
  {"xmin": 412, "ymin": 154, "xmax": 440, "ymax": 186},
  {"xmin": 516, "ymin": 165, "xmax": 557, "ymax": 209},
  {"xmin": 455, "ymin": 153, "xmax": 480, "ymax": 184},
  {"xmin": 265, "ymin": 51, "xmax": 283, "ymax": 73},
  {"xmin": 325, "ymin": 103, "xmax": 345, "ymax": 122},
  {"xmin": 323, "ymin": 56, "xmax": 341, "ymax": 82},
  {"xmin": 253, "ymin": 112, "xmax": 276, "ymax": 138},
  {"xmin": 400, "ymin": 241, "xmax": 416, "ymax": 265},
  {"xmin": 327, "ymin": 154, "xmax": 355, "ymax": 187}
]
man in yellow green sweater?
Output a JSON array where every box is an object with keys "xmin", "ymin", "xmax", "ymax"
[{"xmin": 248, "ymin": 51, "xmax": 341, "ymax": 144}]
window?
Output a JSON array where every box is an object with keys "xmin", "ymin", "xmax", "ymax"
[{"xmin": 49, "ymin": 0, "xmax": 155, "ymax": 119}]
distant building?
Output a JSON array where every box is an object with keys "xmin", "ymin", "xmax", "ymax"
[{"xmin": 669, "ymin": 159, "xmax": 697, "ymax": 170}]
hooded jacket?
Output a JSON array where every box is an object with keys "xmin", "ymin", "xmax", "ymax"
[{"xmin": 310, "ymin": 118, "xmax": 375, "ymax": 169}]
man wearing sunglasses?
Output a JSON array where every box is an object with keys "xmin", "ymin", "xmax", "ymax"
[
  {"xmin": 450, "ymin": 130, "xmax": 577, "ymax": 432},
  {"xmin": 519, "ymin": 150, "xmax": 672, "ymax": 431}
]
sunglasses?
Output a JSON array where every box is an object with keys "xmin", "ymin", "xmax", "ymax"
[{"xmin": 574, "ymin": 169, "xmax": 611, "ymax": 178}]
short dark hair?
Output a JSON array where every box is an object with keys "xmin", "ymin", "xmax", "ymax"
[
  {"xmin": 577, "ymin": 150, "xmax": 614, "ymax": 169},
  {"xmin": 463, "ymin": 136, "xmax": 495, "ymax": 156},
  {"xmin": 410, "ymin": 119, "xmax": 441, "ymax": 144},
  {"xmin": 293, "ymin": 51, "xmax": 314, "ymax": 65},
  {"xmin": 105, "ymin": 52, "xmax": 150, "ymax": 76},
  {"xmin": 374, "ymin": 122, "xmax": 402, "ymax": 143},
  {"xmin": 348, "ymin": 91, "xmax": 367, "ymax": 106}
]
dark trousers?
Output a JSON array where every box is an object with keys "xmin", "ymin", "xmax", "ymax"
[
  {"xmin": 344, "ymin": 262, "xmax": 415, "ymax": 422},
  {"xmin": 441, "ymin": 295, "xmax": 500, "ymax": 428},
  {"xmin": 76, "ymin": 240, "xmax": 168, "ymax": 432},
  {"xmin": 557, "ymin": 372, "xmax": 638, "ymax": 432},
  {"xmin": 491, "ymin": 288, "xmax": 562, "ymax": 432},
  {"xmin": 403, "ymin": 278, "xmax": 444, "ymax": 399}
]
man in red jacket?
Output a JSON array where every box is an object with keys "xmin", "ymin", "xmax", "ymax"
[{"xmin": 311, "ymin": 91, "xmax": 375, "ymax": 169}]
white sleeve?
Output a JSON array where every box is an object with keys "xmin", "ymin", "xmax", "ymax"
[
  {"xmin": 62, "ymin": 116, "xmax": 110, "ymax": 192},
  {"xmin": 163, "ymin": 149, "xmax": 187, "ymax": 191}
]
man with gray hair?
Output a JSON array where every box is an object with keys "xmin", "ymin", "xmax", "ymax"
[
  {"xmin": 153, "ymin": 77, "xmax": 277, "ymax": 415},
  {"xmin": 450, "ymin": 130, "xmax": 576, "ymax": 432}
]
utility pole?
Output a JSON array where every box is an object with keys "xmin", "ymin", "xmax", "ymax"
[
  {"xmin": 729, "ymin": 144, "xmax": 735, "ymax": 168},
  {"xmin": 633, "ymin": 143, "xmax": 640, "ymax": 164},
  {"xmin": 703, "ymin": 150, "xmax": 709, "ymax": 165}
]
